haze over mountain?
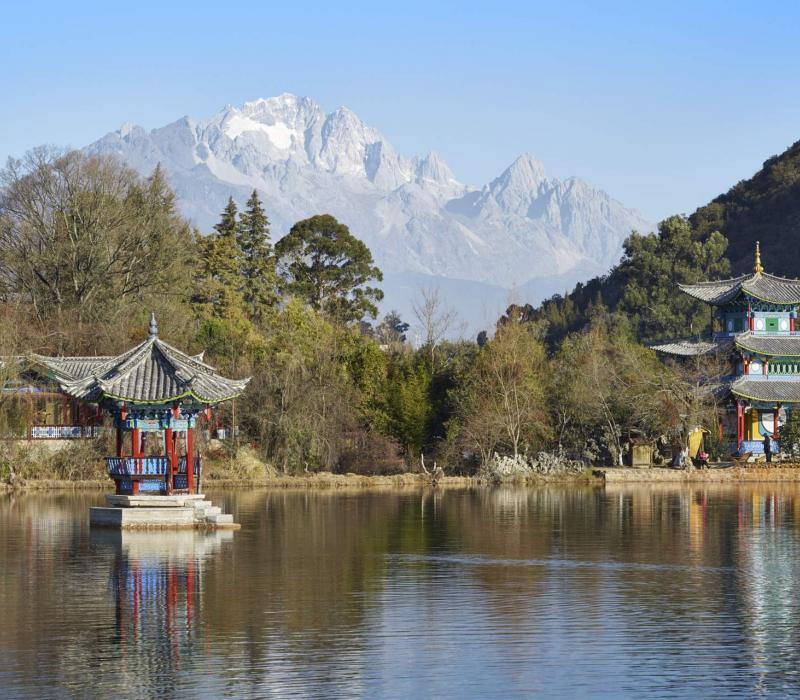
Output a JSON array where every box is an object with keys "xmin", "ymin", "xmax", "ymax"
[{"xmin": 86, "ymin": 94, "xmax": 653, "ymax": 334}]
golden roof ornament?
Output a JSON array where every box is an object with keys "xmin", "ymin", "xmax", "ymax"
[{"xmin": 754, "ymin": 241, "xmax": 764, "ymax": 274}]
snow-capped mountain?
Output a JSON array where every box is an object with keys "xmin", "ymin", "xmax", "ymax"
[{"xmin": 86, "ymin": 93, "xmax": 652, "ymax": 331}]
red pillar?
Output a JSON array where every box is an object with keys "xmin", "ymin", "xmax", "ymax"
[
  {"xmin": 165, "ymin": 427, "xmax": 173, "ymax": 495},
  {"xmin": 171, "ymin": 405, "xmax": 181, "ymax": 491},
  {"xmin": 186, "ymin": 426, "xmax": 194, "ymax": 493},
  {"xmin": 131, "ymin": 427, "xmax": 141, "ymax": 494},
  {"xmin": 736, "ymin": 402, "xmax": 744, "ymax": 450},
  {"xmin": 774, "ymin": 405, "xmax": 780, "ymax": 438},
  {"xmin": 131, "ymin": 428, "xmax": 140, "ymax": 459},
  {"xmin": 172, "ymin": 432, "xmax": 178, "ymax": 474}
]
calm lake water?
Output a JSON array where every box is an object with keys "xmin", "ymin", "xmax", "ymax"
[{"xmin": 2, "ymin": 485, "xmax": 800, "ymax": 699}]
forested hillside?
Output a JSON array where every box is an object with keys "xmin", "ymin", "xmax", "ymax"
[
  {"xmin": 529, "ymin": 139, "xmax": 800, "ymax": 347},
  {"xmin": 691, "ymin": 139, "xmax": 800, "ymax": 274}
]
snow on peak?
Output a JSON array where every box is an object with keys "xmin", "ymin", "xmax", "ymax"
[{"xmin": 223, "ymin": 111, "xmax": 294, "ymax": 148}]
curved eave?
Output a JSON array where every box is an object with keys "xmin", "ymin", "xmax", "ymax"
[
  {"xmin": 735, "ymin": 339, "xmax": 800, "ymax": 357},
  {"xmin": 677, "ymin": 276, "xmax": 747, "ymax": 305},
  {"xmin": 730, "ymin": 378, "xmax": 800, "ymax": 404},
  {"xmin": 651, "ymin": 338, "xmax": 733, "ymax": 357},
  {"xmin": 59, "ymin": 377, "xmax": 251, "ymax": 406},
  {"xmin": 100, "ymin": 386, "xmax": 249, "ymax": 406},
  {"xmin": 678, "ymin": 272, "xmax": 800, "ymax": 306},
  {"xmin": 741, "ymin": 292, "xmax": 800, "ymax": 305}
]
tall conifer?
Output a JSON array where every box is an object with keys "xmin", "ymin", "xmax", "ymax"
[
  {"xmin": 237, "ymin": 190, "xmax": 278, "ymax": 323},
  {"xmin": 197, "ymin": 197, "xmax": 245, "ymax": 319}
]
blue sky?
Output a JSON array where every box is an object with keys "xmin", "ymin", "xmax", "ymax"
[{"xmin": 2, "ymin": 1, "xmax": 799, "ymax": 221}]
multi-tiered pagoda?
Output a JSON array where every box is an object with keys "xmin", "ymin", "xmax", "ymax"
[{"xmin": 653, "ymin": 243, "xmax": 800, "ymax": 457}]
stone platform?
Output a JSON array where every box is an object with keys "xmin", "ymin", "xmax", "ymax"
[
  {"xmin": 105, "ymin": 494, "xmax": 206, "ymax": 508},
  {"xmin": 90, "ymin": 493, "xmax": 240, "ymax": 530}
]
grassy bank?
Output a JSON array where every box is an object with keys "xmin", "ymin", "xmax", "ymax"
[
  {"xmin": 0, "ymin": 441, "xmax": 602, "ymax": 492},
  {"xmin": 0, "ymin": 472, "xmax": 602, "ymax": 493},
  {"xmin": 8, "ymin": 440, "xmax": 800, "ymax": 492}
]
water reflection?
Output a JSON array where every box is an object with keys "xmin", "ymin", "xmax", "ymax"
[
  {"xmin": 94, "ymin": 530, "xmax": 232, "ymax": 647},
  {"xmin": 4, "ymin": 486, "xmax": 800, "ymax": 697}
]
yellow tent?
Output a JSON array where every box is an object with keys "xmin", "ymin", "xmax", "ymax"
[{"xmin": 687, "ymin": 426, "xmax": 710, "ymax": 458}]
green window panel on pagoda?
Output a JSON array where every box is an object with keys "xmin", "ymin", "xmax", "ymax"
[
  {"xmin": 766, "ymin": 317, "xmax": 779, "ymax": 331},
  {"xmin": 769, "ymin": 360, "xmax": 800, "ymax": 374}
]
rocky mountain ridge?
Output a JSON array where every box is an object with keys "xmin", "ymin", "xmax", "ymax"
[{"xmin": 86, "ymin": 93, "xmax": 653, "ymax": 330}]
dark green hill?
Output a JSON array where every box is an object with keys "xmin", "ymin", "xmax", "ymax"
[
  {"xmin": 522, "ymin": 140, "xmax": 800, "ymax": 347},
  {"xmin": 691, "ymin": 140, "xmax": 800, "ymax": 274}
]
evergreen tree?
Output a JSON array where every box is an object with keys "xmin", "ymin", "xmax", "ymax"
[
  {"xmin": 199, "ymin": 197, "xmax": 244, "ymax": 318},
  {"xmin": 237, "ymin": 190, "xmax": 278, "ymax": 323},
  {"xmin": 375, "ymin": 310, "xmax": 409, "ymax": 345},
  {"xmin": 275, "ymin": 214, "xmax": 384, "ymax": 323},
  {"xmin": 617, "ymin": 215, "xmax": 729, "ymax": 342}
]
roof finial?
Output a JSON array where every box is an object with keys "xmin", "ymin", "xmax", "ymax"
[
  {"xmin": 754, "ymin": 241, "xmax": 764, "ymax": 274},
  {"xmin": 149, "ymin": 312, "xmax": 158, "ymax": 337}
]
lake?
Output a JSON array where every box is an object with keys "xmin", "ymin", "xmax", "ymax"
[{"xmin": 2, "ymin": 485, "xmax": 800, "ymax": 698}]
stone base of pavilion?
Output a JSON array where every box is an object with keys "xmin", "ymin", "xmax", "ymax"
[{"xmin": 90, "ymin": 494, "xmax": 240, "ymax": 530}]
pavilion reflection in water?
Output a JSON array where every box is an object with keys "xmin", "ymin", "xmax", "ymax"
[{"xmin": 91, "ymin": 529, "xmax": 233, "ymax": 650}]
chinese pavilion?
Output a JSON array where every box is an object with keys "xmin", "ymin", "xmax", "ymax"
[
  {"xmin": 653, "ymin": 243, "xmax": 800, "ymax": 456},
  {"xmin": 8, "ymin": 314, "xmax": 249, "ymax": 494}
]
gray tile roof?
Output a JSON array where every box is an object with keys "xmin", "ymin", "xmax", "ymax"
[
  {"xmin": 57, "ymin": 337, "xmax": 249, "ymax": 405},
  {"xmin": 731, "ymin": 377, "xmax": 800, "ymax": 403},
  {"xmin": 735, "ymin": 331, "xmax": 800, "ymax": 357},
  {"xmin": 650, "ymin": 337, "xmax": 734, "ymax": 356},
  {"xmin": 678, "ymin": 276, "xmax": 749, "ymax": 304},
  {"xmin": 679, "ymin": 272, "xmax": 800, "ymax": 306},
  {"xmin": 28, "ymin": 355, "xmax": 114, "ymax": 381}
]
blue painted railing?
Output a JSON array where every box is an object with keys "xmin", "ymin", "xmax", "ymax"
[
  {"xmin": 106, "ymin": 457, "xmax": 169, "ymax": 476},
  {"xmin": 106, "ymin": 455, "xmax": 200, "ymax": 493},
  {"xmin": 30, "ymin": 425, "xmax": 100, "ymax": 439}
]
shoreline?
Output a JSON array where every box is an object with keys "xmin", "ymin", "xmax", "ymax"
[
  {"xmin": 7, "ymin": 466, "xmax": 800, "ymax": 492},
  {"xmin": 0, "ymin": 471, "xmax": 600, "ymax": 492},
  {"xmin": 598, "ymin": 466, "xmax": 800, "ymax": 482}
]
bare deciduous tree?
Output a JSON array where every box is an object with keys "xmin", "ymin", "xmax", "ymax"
[
  {"xmin": 458, "ymin": 319, "xmax": 551, "ymax": 463},
  {"xmin": 0, "ymin": 147, "xmax": 193, "ymax": 352},
  {"xmin": 412, "ymin": 287, "xmax": 462, "ymax": 369}
]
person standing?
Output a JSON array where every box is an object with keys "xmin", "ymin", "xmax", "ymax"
[{"xmin": 764, "ymin": 434, "xmax": 772, "ymax": 464}]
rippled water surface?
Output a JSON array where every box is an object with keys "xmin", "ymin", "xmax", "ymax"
[{"xmin": 3, "ymin": 485, "xmax": 800, "ymax": 698}]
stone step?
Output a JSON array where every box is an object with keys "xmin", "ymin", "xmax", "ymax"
[
  {"xmin": 192, "ymin": 500, "xmax": 213, "ymax": 510},
  {"xmin": 205, "ymin": 512, "xmax": 233, "ymax": 524},
  {"xmin": 203, "ymin": 506, "xmax": 222, "ymax": 517}
]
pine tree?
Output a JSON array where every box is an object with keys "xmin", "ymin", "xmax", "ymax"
[
  {"xmin": 237, "ymin": 190, "xmax": 278, "ymax": 323},
  {"xmin": 196, "ymin": 197, "xmax": 244, "ymax": 319}
]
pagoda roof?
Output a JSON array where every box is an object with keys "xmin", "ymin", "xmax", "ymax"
[
  {"xmin": 679, "ymin": 272, "xmax": 800, "ymax": 306},
  {"xmin": 650, "ymin": 337, "xmax": 734, "ymax": 357},
  {"xmin": 27, "ymin": 354, "xmax": 114, "ymax": 382},
  {"xmin": 730, "ymin": 377, "xmax": 800, "ymax": 403},
  {"xmin": 734, "ymin": 331, "xmax": 800, "ymax": 357},
  {"xmin": 54, "ymin": 323, "xmax": 249, "ymax": 406}
]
